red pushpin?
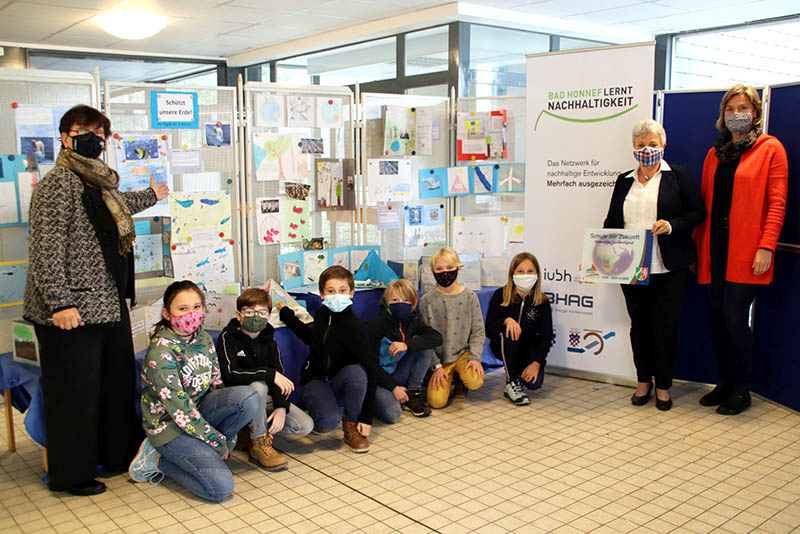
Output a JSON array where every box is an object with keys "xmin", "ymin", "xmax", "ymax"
[
  {"xmin": 114, "ymin": 133, "xmax": 121, "ymax": 140},
  {"xmin": 219, "ymin": 232, "xmax": 224, "ymax": 238},
  {"xmin": 11, "ymin": 102, "xmax": 18, "ymax": 109},
  {"xmin": 161, "ymin": 135, "xmax": 167, "ymax": 140},
  {"xmin": 171, "ymin": 245, "xmax": 177, "ymax": 250},
  {"xmin": 216, "ymin": 121, "xmax": 222, "ymax": 127},
  {"xmin": 387, "ymin": 205, "xmax": 392, "ymax": 210},
  {"xmin": 229, "ymin": 239, "xmax": 235, "ymax": 245},
  {"xmin": 328, "ymin": 99, "xmax": 333, "ymax": 105}
]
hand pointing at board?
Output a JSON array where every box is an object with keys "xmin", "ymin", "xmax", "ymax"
[{"xmin": 150, "ymin": 173, "xmax": 170, "ymax": 200}]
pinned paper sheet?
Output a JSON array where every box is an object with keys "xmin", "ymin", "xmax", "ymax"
[
  {"xmin": 287, "ymin": 95, "xmax": 315, "ymax": 128},
  {"xmin": 480, "ymin": 257, "xmax": 508, "ymax": 287},
  {"xmin": 315, "ymin": 159, "xmax": 344, "ymax": 210},
  {"xmin": 460, "ymin": 261, "xmax": 482, "ymax": 291},
  {"xmin": 170, "ymin": 148, "xmax": 203, "ymax": 174},
  {"xmin": 317, "ymin": 97, "xmax": 343, "ymax": 129},
  {"xmin": 278, "ymin": 250, "xmax": 304, "ymax": 290},
  {"xmin": 255, "ymin": 94, "xmax": 285, "ymax": 127},
  {"xmin": 205, "ymin": 123, "xmax": 231, "ymax": 148},
  {"xmin": 15, "ymin": 105, "xmax": 69, "ymax": 164},
  {"xmin": 494, "ymin": 163, "xmax": 525, "ymax": 193},
  {"xmin": 303, "ymin": 251, "xmax": 329, "ymax": 285},
  {"xmin": 203, "ymin": 292, "xmax": 238, "ymax": 329},
  {"xmin": 452, "ymin": 216, "xmax": 506, "ymax": 258},
  {"xmin": 262, "ymin": 279, "xmax": 312, "ymax": 327},
  {"xmin": 419, "ymin": 167, "xmax": 446, "ymax": 199},
  {"xmin": 281, "ymin": 197, "xmax": 310, "ymax": 243},
  {"xmin": 377, "ymin": 207, "xmax": 402, "ymax": 230},
  {"xmin": 470, "ymin": 164, "xmax": 496, "ymax": 194},
  {"xmin": 330, "ymin": 248, "xmax": 350, "ymax": 270},
  {"xmin": 170, "ymin": 190, "xmax": 232, "ymax": 244},
  {"xmin": 132, "ymin": 216, "xmax": 172, "ymax": 279},
  {"xmin": 456, "ymin": 109, "xmax": 508, "ymax": 161},
  {"xmin": 383, "ymin": 106, "xmax": 416, "ymax": 156},
  {"xmin": 414, "ymin": 107, "xmax": 433, "ymax": 156},
  {"xmin": 256, "ymin": 197, "xmax": 281, "ymax": 245},
  {"xmin": 0, "ymin": 260, "xmax": 27, "ymax": 307},
  {"xmin": 253, "ymin": 133, "xmax": 294, "ymax": 181},
  {"xmin": 171, "ymin": 242, "xmax": 235, "ymax": 287},
  {"xmin": 366, "ymin": 159, "xmax": 412, "ymax": 204},
  {"xmin": 446, "ymin": 167, "xmax": 471, "ymax": 196}
]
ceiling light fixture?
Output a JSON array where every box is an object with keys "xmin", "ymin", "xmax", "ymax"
[{"xmin": 94, "ymin": 9, "xmax": 168, "ymax": 40}]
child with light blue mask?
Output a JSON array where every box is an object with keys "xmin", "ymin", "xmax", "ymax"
[{"xmin": 278, "ymin": 265, "xmax": 382, "ymax": 453}]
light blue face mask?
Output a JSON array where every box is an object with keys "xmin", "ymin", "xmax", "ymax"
[{"xmin": 323, "ymin": 294, "xmax": 352, "ymax": 313}]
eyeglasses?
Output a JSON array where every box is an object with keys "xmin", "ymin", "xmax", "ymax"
[
  {"xmin": 242, "ymin": 310, "xmax": 270, "ymax": 318},
  {"xmin": 69, "ymin": 128, "xmax": 105, "ymax": 137}
]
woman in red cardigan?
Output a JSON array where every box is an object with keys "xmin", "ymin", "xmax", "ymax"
[{"xmin": 695, "ymin": 85, "xmax": 788, "ymax": 416}]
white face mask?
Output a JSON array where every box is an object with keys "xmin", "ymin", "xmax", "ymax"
[{"xmin": 513, "ymin": 274, "xmax": 538, "ymax": 292}]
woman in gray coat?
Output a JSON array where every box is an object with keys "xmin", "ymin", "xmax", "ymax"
[{"xmin": 24, "ymin": 105, "xmax": 169, "ymax": 496}]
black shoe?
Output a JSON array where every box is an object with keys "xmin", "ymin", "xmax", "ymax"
[
  {"xmin": 656, "ymin": 397, "xmax": 673, "ymax": 411},
  {"xmin": 699, "ymin": 385, "xmax": 730, "ymax": 406},
  {"xmin": 631, "ymin": 382, "xmax": 653, "ymax": 406},
  {"xmin": 403, "ymin": 389, "xmax": 431, "ymax": 417},
  {"xmin": 717, "ymin": 391, "xmax": 751, "ymax": 415},
  {"xmin": 49, "ymin": 479, "xmax": 107, "ymax": 496},
  {"xmin": 453, "ymin": 375, "xmax": 468, "ymax": 399},
  {"xmin": 97, "ymin": 466, "xmax": 127, "ymax": 479}
]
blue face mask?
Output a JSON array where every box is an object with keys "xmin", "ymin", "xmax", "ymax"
[
  {"xmin": 389, "ymin": 302, "xmax": 413, "ymax": 321},
  {"xmin": 323, "ymin": 294, "xmax": 352, "ymax": 313}
]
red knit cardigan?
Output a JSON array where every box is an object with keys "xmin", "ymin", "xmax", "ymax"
[{"xmin": 695, "ymin": 134, "xmax": 788, "ymax": 285}]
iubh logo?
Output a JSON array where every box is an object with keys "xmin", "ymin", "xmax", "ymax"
[{"xmin": 567, "ymin": 328, "xmax": 616, "ymax": 355}]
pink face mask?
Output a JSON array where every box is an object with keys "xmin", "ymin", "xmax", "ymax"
[{"xmin": 170, "ymin": 311, "xmax": 204, "ymax": 336}]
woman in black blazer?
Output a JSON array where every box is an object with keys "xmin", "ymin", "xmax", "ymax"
[{"xmin": 603, "ymin": 119, "xmax": 706, "ymax": 410}]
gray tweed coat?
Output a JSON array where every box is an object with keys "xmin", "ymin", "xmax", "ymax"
[{"xmin": 24, "ymin": 165, "xmax": 157, "ymax": 325}]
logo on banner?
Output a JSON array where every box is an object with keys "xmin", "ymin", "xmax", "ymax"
[
  {"xmin": 535, "ymin": 86, "xmax": 638, "ymax": 131},
  {"xmin": 565, "ymin": 329, "xmax": 616, "ymax": 355}
]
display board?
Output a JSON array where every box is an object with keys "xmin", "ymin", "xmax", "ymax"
[
  {"xmin": 105, "ymin": 81, "xmax": 241, "ymax": 303},
  {"xmin": 244, "ymin": 82, "xmax": 354, "ymax": 288},
  {"xmin": 768, "ymin": 83, "xmax": 800, "ymax": 246},
  {"xmin": 360, "ymin": 93, "xmax": 451, "ymax": 262},
  {"xmin": 0, "ymin": 68, "xmax": 96, "ymax": 350}
]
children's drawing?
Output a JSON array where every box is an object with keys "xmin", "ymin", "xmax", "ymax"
[
  {"xmin": 300, "ymin": 138, "xmax": 323, "ymax": 154},
  {"xmin": 170, "ymin": 190, "xmax": 232, "ymax": 244},
  {"xmin": 422, "ymin": 205, "xmax": 443, "ymax": 226},
  {"xmin": 453, "ymin": 216, "xmax": 506, "ymax": 258},
  {"xmin": 366, "ymin": 159, "xmax": 412, "ymax": 204},
  {"xmin": 331, "ymin": 249, "xmax": 350, "ymax": 270},
  {"xmin": 203, "ymin": 292, "xmax": 238, "ymax": 329},
  {"xmin": 447, "ymin": 167, "xmax": 470, "ymax": 195},
  {"xmin": 253, "ymin": 132, "xmax": 295, "ymax": 181},
  {"xmin": 281, "ymin": 197, "xmax": 310, "ymax": 242},
  {"xmin": 471, "ymin": 164, "xmax": 495, "ymax": 194},
  {"xmin": 382, "ymin": 106, "xmax": 415, "ymax": 156},
  {"xmin": 133, "ymin": 234, "xmax": 163, "ymax": 273},
  {"xmin": 14, "ymin": 104, "xmax": 69, "ymax": 164},
  {"xmin": 285, "ymin": 182, "xmax": 311, "ymax": 201},
  {"xmin": 262, "ymin": 279, "xmax": 312, "ymax": 326},
  {"xmin": 119, "ymin": 164, "xmax": 171, "ymax": 218},
  {"xmin": 0, "ymin": 261, "xmax": 27, "ymax": 307},
  {"xmin": 256, "ymin": 197, "xmax": 281, "ymax": 245},
  {"xmin": 20, "ymin": 137, "xmax": 54, "ymax": 163},
  {"xmin": 456, "ymin": 110, "xmax": 507, "ymax": 161},
  {"xmin": 419, "ymin": 167, "xmax": 446, "ymax": 199},
  {"xmin": 170, "ymin": 242, "xmax": 235, "ymax": 286},
  {"xmin": 494, "ymin": 163, "xmax": 525, "ymax": 193},
  {"xmin": 205, "ymin": 123, "xmax": 232, "ymax": 147},
  {"xmin": 287, "ymin": 95, "xmax": 314, "ymax": 128},
  {"xmin": 317, "ymin": 97, "xmax": 343, "ymax": 129},
  {"xmin": 278, "ymin": 251, "xmax": 304, "ymax": 290},
  {"xmin": 303, "ymin": 251, "xmax": 329, "ymax": 285},
  {"xmin": 115, "ymin": 134, "xmax": 168, "ymax": 167},
  {"xmin": 290, "ymin": 134, "xmax": 310, "ymax": 180},
  {"xmin": 315, "ymin": 159, "xmax": 344, "ymax": 210},
  {"xmin": 255, "ymin": 94, "xmax": 284, "ymax": 127}
]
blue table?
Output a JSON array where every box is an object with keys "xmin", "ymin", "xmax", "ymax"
[{"xmin": 1, "ymin": 352, "xmax": 41, "ymax": 452}]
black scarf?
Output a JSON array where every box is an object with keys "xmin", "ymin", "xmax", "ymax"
[{"xmin": 713, "ymin": 129, "xmax": 760, "ymax": 165}]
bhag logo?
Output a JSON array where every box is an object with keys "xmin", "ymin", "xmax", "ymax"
[
  {"xmin": 566, "ymin": 328, "xmax": 616, "ymax": 355},
  {"xmin": 545, "ymin": 292, "xmax": 594, "ymax": 308}
]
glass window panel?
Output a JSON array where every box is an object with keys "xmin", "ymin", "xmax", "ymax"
[
  {"xmin": 558, "ymin": 37, "xmax": 607, "ymax": 51},
  {"xmin": 405, "ymin": 26, "xmax": 449, "ymax": 76},
  {"xmin": 469, "ymin": 24, "xmax": 549, "ymax": 97}
]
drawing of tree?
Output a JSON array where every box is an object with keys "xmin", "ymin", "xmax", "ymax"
[{"xmin": 263, "ymin": 135, "xmax": 291, "ymax": 180}]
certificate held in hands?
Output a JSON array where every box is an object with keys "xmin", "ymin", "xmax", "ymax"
[{"xmin": 581, "ymin": 228, "xmax": 653, "ymax": 285}]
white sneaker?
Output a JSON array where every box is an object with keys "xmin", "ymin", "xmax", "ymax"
[
  {"xmin": 129, "ymin": 438, "xmax": 164, "ymax": 484},
  {"xmin": 504, "ymin": 380, "xmax": 530, "ymax": 406}
]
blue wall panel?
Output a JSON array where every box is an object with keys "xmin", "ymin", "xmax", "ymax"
[{"xmin": 767, "ymin": 84, "xmax": 800, "ymax": 246}]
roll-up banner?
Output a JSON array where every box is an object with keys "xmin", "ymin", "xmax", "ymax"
[{"xmin": 525, "ymin": 42, "xmax": 655, "ymax": 380}]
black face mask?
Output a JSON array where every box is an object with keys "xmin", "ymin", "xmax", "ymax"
[{"xmin": 71, "ymin": 132, "xmax": 105, "ymax": 159}]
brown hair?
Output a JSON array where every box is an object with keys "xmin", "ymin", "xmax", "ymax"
[
  {"xmin": 237, "ymin": 288, "xmax": 271, "ymax": 311},
  {"xmin": 501, "ymin": 252, "xmax": 547, "ymax": 307},
  {"xmin": 59, "ymin": 105, "xmax": 112, "ymax": 140},
  {"xmin": 716, "ymin": 85, "xmax": 762, "ymax": 137},
  {"xmin": 384, "ymin": 279, "xmax": 418, "ymax": 308},
  {"xmin": 319, "ymin": 265, "xmax": 354, "ymax": 294},
  {"xmin": 152, "ymin": 280, "xmax": 205, "ymax": 336}
]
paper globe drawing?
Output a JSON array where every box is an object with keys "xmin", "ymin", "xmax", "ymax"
[{"xmin": 592, "ymin": 242, "xmax": 634, "ymax": 275}]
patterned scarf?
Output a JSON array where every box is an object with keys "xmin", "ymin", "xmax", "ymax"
[
  {"xmin": 56, "ymin": 148, "xmax": 135, "ymax": 254},
  {"xmin": 713, "ymin": 129, "xmax": 761, "ymax": 165}
]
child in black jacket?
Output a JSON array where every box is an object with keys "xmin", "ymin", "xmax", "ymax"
[
  {"xmin": 278, "ymin": 266, "xmax": 381, "ymax": 453},
  {"xmin": 485, "ymin": 253, "xmax": 553, "ymax": 406},
  {"xmin": 366, "ymin": 279, "xmax": 442, "ymax": 421},
  {"xmin": 216, "ymin": 288, "xmax": 313, "ymax": 471}
]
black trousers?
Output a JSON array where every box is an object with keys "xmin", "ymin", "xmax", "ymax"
[
  {"xmin": 710, "ymin": 227, "xmax": 758, "ymax": 393},
  {"xmin": 620, "ymin": 268, "xmax": 688, "ymax": 390},
  {"xmin": 35, "ymin": 304, "xmax": 139, "ymax": 487},
  {"xmin": 490, "ymin": 334, "xmax": 546, "ymax": 389}
]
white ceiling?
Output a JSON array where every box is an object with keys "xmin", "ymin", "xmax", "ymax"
[{"xmin": 0, "ymin": 0, "xmax": 798, "ymax": 83}]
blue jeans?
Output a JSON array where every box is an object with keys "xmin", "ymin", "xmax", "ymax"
[
  {"xmin": 246, "ymin": 380, "xmax": 314, "ymax": 438},
  {"xmin": 303, "ymin": 364, "xmax": 367, "ymax": 432},
  {"xmin": 374, "ymin": 349, "xmax": 433, "ymax": 424},
  {"xmin": 155, "ymin": 386, "xmax": 259, "ymax": 502}
]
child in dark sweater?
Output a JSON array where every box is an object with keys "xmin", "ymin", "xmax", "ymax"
[
  {"xmin": 278, "ymin": 265, "xmax": 382, "ymax": 453},
  {"xmin": 216, "ymin": 288, "xmax": 313, "ymax": 471},
  {"xmin": 366, "ymin": 279, "xmax": 442, "ymax": 422}
]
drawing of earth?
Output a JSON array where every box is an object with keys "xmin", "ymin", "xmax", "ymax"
[
  {"xmin": 320, "ymin": 100, "xmax": 340, "ymax": 124},
  {"xmin": 259, "ymin": 99, "xmax": 282, "ymax": 124},
  {"xmin": 592, "ymin": 242, "xmax": 634, "ymax": 275}
]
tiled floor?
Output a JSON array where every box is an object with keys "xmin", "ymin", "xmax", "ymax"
[{"xmin": 2, "ymin": 371, "xmax": 800, "ymax": 534}]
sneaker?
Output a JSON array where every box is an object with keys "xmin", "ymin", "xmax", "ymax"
[
  {"xmin": 249, "ymin": 434, "xmax": 289, "ymax": 471},
  {"xmin": 129, "ymin": 438, "xmax": 164, "ymax": 484},
  {"xmin": 504, "ymin": 379, "xmax": 530, "ymax": 406},
  {"xmin": 403, "ymin": 388, "xmax": 431, "ymax": 417}
]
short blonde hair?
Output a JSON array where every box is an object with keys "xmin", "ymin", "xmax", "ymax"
[
  {"xmin": 717, "ymin": 84, "xmax": 762, "ymax": 136},
  {"xmin": 430, "ymin": 246, "xmax": 461, "ymax": 273},
  {"xmin": 384, "ymin": 279, "xmax": 418, "ymax": 307},
  {"xmin": 632, "ymin": 119, "xmax": 666, "ymax": 146}
]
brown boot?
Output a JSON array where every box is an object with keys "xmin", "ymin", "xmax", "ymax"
[
  {"xmin": 235, "ymin": 428, "xmax": 251, "ymax": 452},
  {"xmin": 342, "ymin": 418, "xmax": 369, "ymax": 453},
  {"xmin": 249, "ymin": 434, "xmax": 288, "ymax": 471}
]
